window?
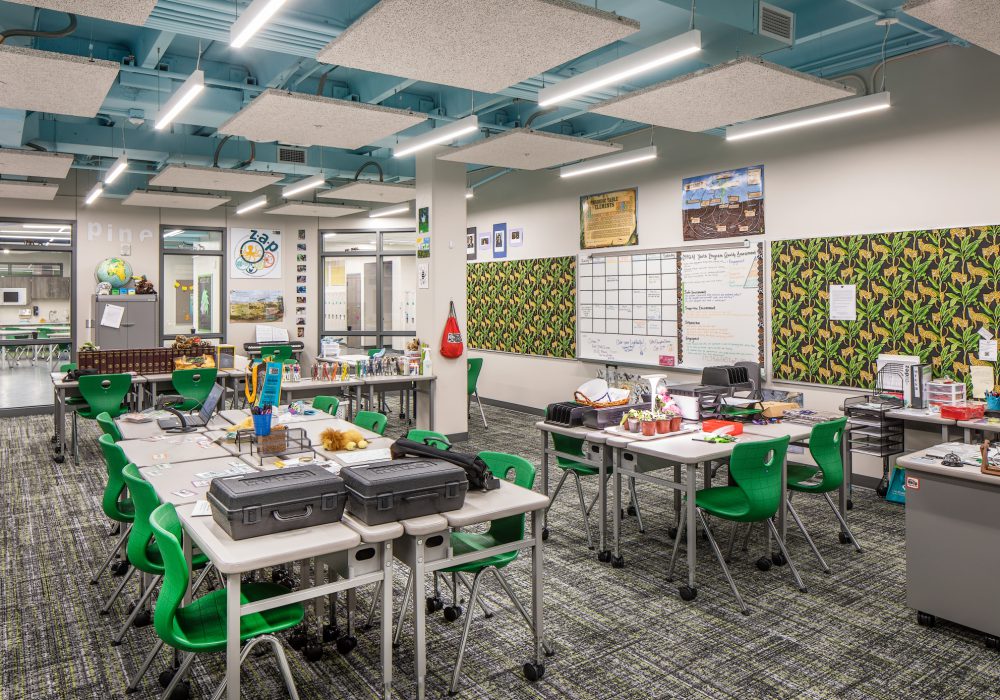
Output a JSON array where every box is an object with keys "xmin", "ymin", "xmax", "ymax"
[
  {"xmin": 160, "ymin": 227, "xmax": 226, "ymax": 340},
  {"xmin": 0, "ymin": 262, "xmax": 63, "ymax": 276},
  {"xmin": 321, "ymin": 229, "xmax": 416, "ymax": 351}
]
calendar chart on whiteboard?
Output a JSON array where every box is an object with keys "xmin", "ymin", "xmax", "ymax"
[{"xmin": 577, "ymin": 252, "xmax": 681, "ymax": 366}]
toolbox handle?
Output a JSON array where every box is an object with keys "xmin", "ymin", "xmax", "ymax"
[
  {"xmin": 402, "ymin": 493, "xmax": 437, "ymax": 502},
  {"xmin": 272, "ymin": 504, "xmax": 313, "ymax": 522}
]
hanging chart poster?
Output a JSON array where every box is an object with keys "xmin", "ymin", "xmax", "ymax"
[
  {"xmin": 679, "ymin": 244, "xmax": 765, "ymax": 367},
  {"xmin": 232, "ymin": 229, "xmax": 281, "ymax": 278},
  {"xmin": 682, "ymin": 166, "xmax": 764, "ymax": 241},
  {"xmin": 580, "ymin": 188, "xmax": 638, "ymax": 249}
]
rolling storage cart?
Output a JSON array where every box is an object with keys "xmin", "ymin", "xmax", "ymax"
[{"xmin": 844, "ymin": 394, "xmax": 904, "ymax": 499}]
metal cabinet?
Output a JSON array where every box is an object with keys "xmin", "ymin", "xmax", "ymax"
[{"xmin": 92, "ymin": 295, "xmax": 158, "ymax": 349}]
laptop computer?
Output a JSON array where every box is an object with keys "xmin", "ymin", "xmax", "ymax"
[{"xmin": 158, "ymin": 383, "xmax": 224, "ymax": 430}]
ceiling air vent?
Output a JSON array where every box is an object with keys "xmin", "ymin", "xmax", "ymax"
[
  {"xmin": 759, "ymin": 2, "xmax": 794, "ymax": 45},
  {"xmin": 278, "ymin": 145, "xmax": 306, "ymax": 164}
]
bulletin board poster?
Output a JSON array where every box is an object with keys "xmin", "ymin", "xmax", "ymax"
[
  {"xmin": 466, "ymin": 227, "xmax": 477, "ymax": 261},
  {"xmin": 232, "ymin": 229, "xmax": 281, "ymax": 278},
  {"xmin": 580, "ymin": 188, "xmax": 638, "ymax": 249},
  {"xmin": 682, "ymin": 166, "xmax": 764, "ymax": 241}
]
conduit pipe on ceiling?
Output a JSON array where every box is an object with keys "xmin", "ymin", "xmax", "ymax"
[
  {"xmin": 0, "ymin": 12, "xmax": 77, "ymax": 44},
  {"xmin": 354, "ymin": 161, "xmax": 384, "ymax": 182},
  {"xmin": 212, "ymin": 134, "xmax": 255, "ymax": 170}
]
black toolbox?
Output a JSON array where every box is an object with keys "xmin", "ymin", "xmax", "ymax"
[
  {"xmin": 207, "ymin": 465, "xmax": 347, "ymax": 540},
  {"xmin": 341, "ymin": 458, "xmax": 468, "ymax": 525}
]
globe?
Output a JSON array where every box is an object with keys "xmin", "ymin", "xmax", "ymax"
[{"xmin": 95, "ymin": 256, "xmax": 133, "ymax": 289}]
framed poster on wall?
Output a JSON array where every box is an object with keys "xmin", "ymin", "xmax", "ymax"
[
  {"xmin": 232, "ymin": 229, "xmax": 281, "ymax": 278},
  {"xmin": 492, "ymin": 223, "xmax": 507, "ymax": 259},
  {"xmin": 682, "ymin": 165, "xmax": 764, "ymax": 241},
  {"xmin": 580, "ymin": 188, "xmax": 638, "ymax": 249}
]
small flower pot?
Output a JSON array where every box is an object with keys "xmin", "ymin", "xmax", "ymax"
[
  {"xmin": 670, "ymin": 416, "xmax": 682, "ymax": 432},
  {"xmin": 655, "ymin": 418, "xmax": 672, "ymax": 434},
  {"xmin": 640, "ymin": 420, "xmax": 657, "ymax": 437},
  {"xmin": 627, "ymin": 418, "xmax": 640, "ymax": 433}
]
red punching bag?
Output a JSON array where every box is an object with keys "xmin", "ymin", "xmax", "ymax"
[{"xmin": 440, "ymin": 300, "xmax": 464, "ymax": 358}]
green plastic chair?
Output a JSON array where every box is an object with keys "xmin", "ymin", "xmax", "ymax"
[
  {"xmin": 169, "ymin": 367, "xmax": 219, "ymax": 412},
  {"xmin": 3, "ymin": 326, "xmax": 32, "ymax": 366},
  {"xmin": 96, "ymin": 411, "xmax": 123, "ymax": 442},
  {"xmin": 354, "ymin": 410, "xmax": 387, "ymax": 436},
  {"xmin": 92, "ymin": 434, "xmax": 136, "ymax": 610},
  {"xmin": 260, "ymin": 344, "xmax": 296, "ymax": 366},
  {"xmin": 406, "ymin": 429, "xmax": 451, "ymax": 450},
  {"xmin": 73, "ymin": 373, "xmax": 132, "ymax": 461},
  {"xmin": 148, "ymin": 503, "xmax": 304, "ymax": 699},
  {"xmin": 312, "ymin": 395, "xmax": 340, "ymax": 416},
  {"xmin": 785, "ymin": 418, "xmax": 862, "ymax": 571},
  {"xmin": 667, "ymin": 436, "xmax": 803, "ymax": 615},
  {"xmin": 467, "ymin": 358, "xmax": 487, "ymax": 428},
  {"xmin": 118, "ymin": 465, "xmax": 212, "ymax": 689}
]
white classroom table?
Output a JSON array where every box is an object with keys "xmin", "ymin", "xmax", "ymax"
[
  {"xmin": 138, "ymin": 456, "xmax": 255, "ymax": 505},
  {"xmin": 115, "ymin": 413, "xmax": 233, "ymax": 440},
  {"xmin": 959, "ymin": 418, "xmax": 1000, "ymax": 443},
  {"xmin": 118, "ymin": 433, "xmax": 231, "ymax": 466},
  {"xmin": 886, "ymin": 407, "xmax": 956, "ymax": 442}
]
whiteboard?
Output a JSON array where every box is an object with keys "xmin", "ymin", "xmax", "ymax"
[{"xmin": 577, "ymin": 243, "xmax": 764, "ymax": 369}]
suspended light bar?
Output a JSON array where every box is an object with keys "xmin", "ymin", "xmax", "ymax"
[
  {"xmin": 236, "ymin": 194, "xmax": 269, "ymax": 214},
  {"xmin": 369, "ymin": 202, "xmax": 411, "ymax": 219},
  {"xmin": 726, "ymin": 91, "xmax": 891, "ymax": 141},
  {"xmin": 84, "ymin": 183, "xmax": 103, "ymax": 205},
  {"xmin": 282, "ymin": 174, "xmax": 326, "ymax": 198},
  {"xmin": 163, "ymin": 229, "xmax": 184, "ymax": 237},
  {"xmin": 155, "ymin": 70, "xmax": 206, "ymax": 131},
  {"xmin": 104, "ymin": 153, "xmax": 128, "ymax": 185},
  {"xmin": 393, "ymin": 116, "xmax": 479, "ymax": 158},
  {"xmin": 231, "ymin": 0, "xmax": 288, "ymax": 48},
  {"xmin": 560, "ymin": 145, "xmax": 657, "ymax": 179},
  {"xmin": 539, "ymin": 30, "xmax": 701, "ymax": 107},
  {"xmin": 465, "ymin": 188, "xmax": 474, "ymax": 199}
]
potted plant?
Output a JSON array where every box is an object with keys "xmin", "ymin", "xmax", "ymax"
[
  {"xmin": 640, "ymin": 410, "xmax": 657, "ymax": 437},
  {"xmin": 654, "ymin": 411, "xmax": 672, "ymax": 434},
  {"xmin": 621, "ymin": 408, "xmax": 642, "ymax": 433},
  {"xmin": 662, "ymin": 410, "xmax": 682, "ymax": 432}
]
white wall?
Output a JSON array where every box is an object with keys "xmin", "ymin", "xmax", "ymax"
[{"xmin": 466, "ymin": 44, "xmax": 1000, "ymax": 478}]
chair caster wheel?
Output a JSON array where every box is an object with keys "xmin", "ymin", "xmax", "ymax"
[
  {"xmin": 288, "ymin": 630, "xmax": 308, "ymax": 650},
  {"xmin": 159, "ymin": 668, "xmax": 180, "ymax": 688},
  {"xmin": 304, "ymin": 643, "xmax": 324, "ymax": 662},
  {"xmin": 667, "ymin": 526, "xmax": 678, "ymax": 540},
  {"xmin": 678, "ymin": 586, "xmax": 697, "ymax": 601},
  {"xmin": 443, "ymin": 605, "xmax": 463, "ymax": 622},
  {"xmin": 426, "ymin": 595, "xmax": 444, "ymax": 614},
  {"xmin": 523, "ymin": 662, "xmax": 545, "ymax": 682},
  {"xmin": 597, "ymin": 550, "xmax": 611, "ymax": 563},
  {"xmin": 336, "ymin": 635, "xmax": 357, "ymax": 655},
  {"xmin": 166, "ymin": 681, "xmax": 190, "ymax": 700},
  {"xmin": 755, "ymin": 557, "xmax": 772, "ymax": 572},
  {"xmin": 611, "ymin": 555, "xmax": 625, "ymax": 569},
  {"xmin": 627, "ymin": 505, "xmax": 637, "ymax": 516},
  {"xmin": 771, "ymin": 552, "xmax": 787, "ymax": 566},
  {"xmin": 111, "ymin": 560, "xmax": 129, "ymax": 576},
  {"xmin": 847, "ymin": 499, "xmax": 854, "ymax": 510},
  {"xmin": 54, "ymin": 454, "xmax": 65, "ymax": 464},
  {"xmin": 838, "ymin": 532, "xmax": 852, "ymax": 545},
  {"xmin": 541, "ymin": 528, "xmax": 549, "ymax": 542},
  {"xmin": 322, "ymin": 624, "xmax": 341, "ymax": 643},
  {"xmin": 134, "ymin": 610, "xmax": 151, "ymax": 628},
  {"xmin": 985, "ymin": 634, "xmax": 1000, "ymax": 650},
  {"xmin": 917, "ymin": 611, "xmax": 936, "ymax": 627}
]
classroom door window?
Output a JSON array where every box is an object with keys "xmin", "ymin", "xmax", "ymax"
[{"xmin": 161, "ymin": 228, "xmax": 225, "ymax": 341}]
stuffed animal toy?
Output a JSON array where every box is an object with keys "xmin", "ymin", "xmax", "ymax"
[{"xmin": 319, "ymin": 427, "xmax": 369, "ymax": 451}]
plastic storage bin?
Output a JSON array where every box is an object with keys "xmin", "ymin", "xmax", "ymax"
[
  {"xmin": 342, "ymin": 458, "xmax": 468, "ymax": 525},
  {"xmin": 927, "ymin": 380, "xmax": 967, "ymax": 407},
  {"xmin": 939, "ymin": 403, "xmax": 986, "ymax": 420},
  {"xmin": 207, "ymin": 465, "xmax": 346, "ymax": 540}
]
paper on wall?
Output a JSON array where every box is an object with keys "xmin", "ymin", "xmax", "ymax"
[
  {"xmin": 979, "ymin": 339, "xmax": 998, "ymax": 362},
  {"xmin": 100, "ymin": 304, "xmax": 125, "ymax": 329},
  {"xmin": 829, "ymin": 285, "xmax": 857, "ymax": 321},
  {"xmin": 970, "ymin": 364, "xmax": 995, "ymax": 398}
]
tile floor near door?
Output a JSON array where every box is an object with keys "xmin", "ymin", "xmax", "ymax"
[
  {"xmin": 2, "ymin": 401, "xmax": 1000, "ymax": 699},
  {"xmin": 0, "ymin": 363, "xmax": 57, "ymax": 410}
]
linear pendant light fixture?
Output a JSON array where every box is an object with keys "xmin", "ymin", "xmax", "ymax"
[
  {"xmin": 560, "ymin": 145, "xmax": 657, "ymax": 178},
  {"xmin": 282, "ymin": 173, "xmax": 326, "ymax": 198},
  {"xmin": 155, "ymin": 69, "xmax": 206, "ymax": 131},
  {"xmin": 84, "ymin": 182, "xmax": 103, "ymax": 205},
  {"xmin": 236, "ymin": 194, "xmax": 269, "ymax": 214},
  {"xmin": 539, "ymin": 29, "xmax": 701, "ymax": 107},
  {"xmin": 231, "ymin": 0, "xmax": 288, "ymax": 48},
  {"xmin": 393, "ymin": 115, "xmax": 479, "ymax": 158},
  {"xmin": 369, "ymin": 202, "xmax": 411, "ymax": 219},
  {"xmin": 103, "ymin": 152, "xmax": 128, "ymax": 185},
  {"xmin": 726, "ymin": 91, "xmax": 891, "ymax": 141}
]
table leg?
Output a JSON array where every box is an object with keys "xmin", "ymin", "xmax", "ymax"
[
  {"xmin": 686, "ymin": 463, "xmax": 698, "ymax": 591},
  {"xmin": 840, "ymin": 428, "xmax": 852, "ymax": 531},
  {"xmin": 612, "ymin": 463, "xmax": 622, "ymax": 564},
  {"xmin": 964, "ymin": 427, "xmax": 971, "ymax": 444},
  {"xmin": 598, "ymin": 445, "xmax": 609, "ymax": 560},
  {"xmin": 226, "ymin": 573, "xmax": 241, "ymax": 700},
  {"xmin": 941, "ymin": 424, "xmax": 949, "ymax": 442},
  {"xmin": 779, "ymin": 453, "xmax": 789, "ymax": 541},
  {"xmin": 428, "ymin": 379, "xmax": 436, "ymax": 431},
  {"xmin": 673, "ymin": 465, "xmax": 682, "ymax": 530},
  {"xmin": 531, "ymin": 508, "xmax": 545, "ymax": 667},
  {"xmin": 540, "ymin": 430, "xmax": 549, "ymax": 536},
  {"xmin": 381, "ymin": 541, "xmax": 393, "ymax": 699},
  {"xmin": 55, "ymin": 386, "xmax": 66, "ymax": 459},
  {"xmin": 413, "ymin": 538, "xmax": 427, "ymax": 700}
]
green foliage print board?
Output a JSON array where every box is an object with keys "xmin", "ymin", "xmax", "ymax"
[
  {"xmin": 772, "ymin": 226, "xmax": 1000, "ymax": 388},
  {"xmin": 467, "ymin": 256, "xmax": 576, "ymax": 358}
]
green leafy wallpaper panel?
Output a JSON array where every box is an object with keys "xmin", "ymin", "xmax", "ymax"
[
  {"xmin": 772, "ymin": 226, "xmax": 1000, "ymax": 389},
  {"xmin": 467, "ymin": 256, "xmax": 576, "ymax": 358}
]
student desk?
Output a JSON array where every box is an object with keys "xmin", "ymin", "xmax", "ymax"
[
  {"xmin": 118, "ymin": 433, "xmax": 231, "ymax": 466},
  {"xmin": 50, "ymin": 371, "xmax": 148, "ymax": 463},
  {"xmin": 896, "ymin": 446, "xmax": 1000, "ymax": 646},
  {"xmin": 959, "ymin": 418, "xmax": 1000, "ymax": 443},
  {"xmin": 361, "ymin": 374, "xmax": 437, "ymax": 427},
  {"xmin": 115, "ymin": 414, "xmax": 233, "ymax": 440},
  {"xmin": 138, "ymin": 457, "xmax": 256, "ymax": 505},
  {"xmin": 271, "ymin": 377, "xmax": 365, "ymax": 416},
  {"xmin": 393, "ymin": 481, "xmax": 550, "ymax": 699},
  {"xmin": 886, "ymin": 407, "xmax": 956, "ymax": 442}
]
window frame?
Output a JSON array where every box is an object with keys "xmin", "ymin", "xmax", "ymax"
[
  {"xmin": 319, "ymin": 227, "xmax": 416, "ymax": 350},
  {"xmin": 159, "ymin": 226, "xmax": 227, "ymax": 343}
]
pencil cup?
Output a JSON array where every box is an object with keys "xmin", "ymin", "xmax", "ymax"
[
  {"xmin": 987, "ymin": 396, "xmax": 1000, "ymax": 411},
  {"xmin": 253, "ymin": 413, "xmax": 272, "ymax": 437}
]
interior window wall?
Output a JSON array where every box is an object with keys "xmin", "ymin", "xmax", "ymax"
[{"xmin": 160, "ymin": 227, "xmax": 225, "ymax": 341}]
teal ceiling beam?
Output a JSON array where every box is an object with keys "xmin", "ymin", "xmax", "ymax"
[{"xmin": 133, "ymin": 28, "xmax": 176, "ymax": 69}]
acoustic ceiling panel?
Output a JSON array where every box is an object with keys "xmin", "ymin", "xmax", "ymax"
[
  {"xmin": 0, "ymin": 46, "xmax": 119, "ymax": 118},
  {"xmin": 436, "ymin": 128, "xmax": 621, "ymax": 170},
  {"xmin": 0, "ymin": 181, "xmax": 60, "ymax": 200},
  {"xmin": 4, "ymin": 0, "xmax": 159, "ymax": 25},
  {"xmin": 319, "ymin": 180, "xmax": 415, "ymax": 203},
  {"xmin": 123, "ymin": 190, "xmax": 230, "ymax": 210},
  {"xmin": 591, "ymin": 56, "xmax": 856, "ymax": 132},
  {"xmin": 149, "ymin": 165, "xmax": 283, "ymax": 193},
  {"xmin": 904, "ymin": 0, "xmax": 1000, "ymax": 55},
  {"xmin": 316, "ymin": 0, "xmax": 640, "ymax": 92},
  {"xmin": 0, "ymin": 149, "xmax": 74, "ymax": 178},
  {"xmin": 218, "ymin": 89, "xmax": 426, "ymax": 150},
  {"xmin": 265, "ymin": 202, "xmax": 367, "ymax": 217}
]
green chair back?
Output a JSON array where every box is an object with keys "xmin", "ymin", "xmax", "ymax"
[
  {"xmin": 354, "ymin": 410, "xmax": 387, "ymax": 436},
  {"xmin": 122, "ymin": 463, "xmax": 163, "ymax": 575},
  {"xmin": 479, "ymin": 452, "xmax": 536, "ymax": 544},
  {"xmin": 805, "ymin": 418, "xmax": 848, "ymax": 492},
  {"xmin": 260, "ymin": 345, "xmax": 294, "ymax": 364},
  {"xmin": 406, "ymin": 429, "xmax": 451, "ymax": 450},
  {"xmin": 78, "ymin": 373, "xmax": 132, "ymax": 419},
  {"xmin": 149, "ymin": 503, "xmax": 195, "ymax": 650},
  {"xmin": 312, "ymin": 395, "xmax": 340, "ymax": 416},
  {"xmin": 170, "ymin": 367, "xmax": 219, "ymax": 411},
  {"xmin": 727, "ymin": 436, "xmax": 790, "ymax": 522},
  {"xmin": 96, "ymin": 411, "xmax": 123, "ymax": 442},
  {"xmin": 98, "ymin": 433, "xmax": 133, "ymax": 523},
  {"xmin": 60, "ymin": 362, "xmax": 77, "ymax": 372},
  {"xmin": 467, "ymin": 358, "xmax": 483, "ymax": 396}
]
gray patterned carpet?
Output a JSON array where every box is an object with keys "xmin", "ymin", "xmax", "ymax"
[{"xmin": 2, "ymin": 403, "xmax": 999, "ymax": 699}]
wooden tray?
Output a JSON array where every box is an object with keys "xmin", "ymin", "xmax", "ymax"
[{"xmin": 603, "ymin": 424, "xmax": 699, "ymax": 441}]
